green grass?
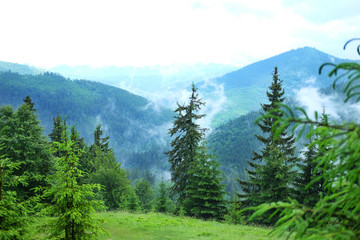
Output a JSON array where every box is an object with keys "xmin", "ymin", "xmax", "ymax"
[{"xmin": 29, "ymin": 211, "xmax": 280, "ymax": 240}]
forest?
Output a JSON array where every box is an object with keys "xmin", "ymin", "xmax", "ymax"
[{"xmin": 1, "ymin": 40, "xmax": 360, "ymax": 239}]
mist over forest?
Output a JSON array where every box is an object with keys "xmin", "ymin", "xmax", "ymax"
[{"xmin": 1, "ymin": 43, "xmax": 360, "ymax": 239}]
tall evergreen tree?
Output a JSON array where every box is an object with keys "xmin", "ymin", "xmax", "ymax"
[
  {"xmin": 0, "ymin": 142, "xmax": 31, "ymax": 239},
  {"xmin": 135, "ymin": 179, "xmax": 154, "ymax": 212},
  {"xmin": 0, "ymin": 97, "xmax": 53, "ymax": 200},
  {"xmin": 293, "ymin": 137, "xmax": 321, "ymax": 207},
  {"xmin": 248, "ymin": 40, "xmax": 360, "ymax": 239},
  {"xmin": 167, "ymin": 83, "xmax": 206, "ymax": 205},
  {"xmin": 86, "ymin": 124, "xmax": 130, "ymax": 210},
  {"xmin": 40, "ymin": 124, "xmax": 104, "ymax": 240},
  {"xmin": 155, "ymin": 181, "xmax": 171, "ymax": 213},
  {"xmin": 183, "ymin": 143, "xmax": 227, "ymax": 220},
  {"xmin": 238, "ymin": 67, "xmax": 297, "ymax": 222},
  {"xmin": 49, "ymin": 114, "xmax": 64, "ymax": 143}
]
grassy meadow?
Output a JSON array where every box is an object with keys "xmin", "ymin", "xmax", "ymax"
[{"xmin": 29, "ymin": 211, "xmax": 280, "ymax": 240}]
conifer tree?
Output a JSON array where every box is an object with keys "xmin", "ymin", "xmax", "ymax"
[
  {"xmin": 49, "ymin": 114, "xmax": 65, "ymax": 143},
  {"xmin": 293, "ymin": 137, "xmax": 321, "ymax": 207},
  {"xmin": 238, "ymin": 67, "xmax": 297, "ymax": 222},
  {"xmin": 135, "ymin": 179, "xmax": 154, "ymax": 212},
  {"xmin": 155, "ymin": 181, "xmax": 171, "ymax": 213},
  {"xmin": 85, "ymin": 124, "xmax": 130, "ymax": 210},
  {"xmin": 0, "ymin": 143, "xmax": 31, "ymax": 239},
  {"xmin": 124, "ymin": 187, "xmax": 139, "ymax": 212},
  {"xmin": 183, "ymin": 143, "xmax": 227, "ymax": 220},
  {"xmin": 167, "ymin": 83, "xmax": 206, "ymax": 205},
  {"xmin": 249, "ymin": 39, "xmax": 360, "ymax": 239},
  {"xmin": 0, "ymin": 97, "xmax": 53, "ymax": 200},
  {"xmin": 40, "ymin": 124, "xmax": 104, "ymax": 240},
  {"xmin": 293, "ymin": 109, "xmax": 329, "ymax": 206}
]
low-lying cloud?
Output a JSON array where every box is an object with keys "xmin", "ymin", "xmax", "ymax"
[{"xmin": 294, "ymin": 86, "xmax": 360, "ymax": 122}]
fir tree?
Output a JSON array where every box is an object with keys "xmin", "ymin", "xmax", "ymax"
[
  {"xmin": 249, "ymin": 39, "xmax": 360, "ymax": 239},
  {"xmin": 238, "ymin": 67, "xmax": 297, "ymax": 222},
  {"xmin": 0, "ymin": 98, "xmax": 53, "ymax": 200},
  {"xmin": 0, "ymin": 143, "xmax": 31, "ymax": 239},
  {"xmin": 293, "ymin": 137, "xmax": 321, "ymax": 207},
  {"xmin": 155, "ymin": 181, "xmax": 171, "ymax": 213},
  {"xmin": 167, "ymin": 83, "xmax": 206, "ymax": 205},
  {"xmin": 40, "ymin": 124, "xmax": 104, "ymax": 240},
  {"xmin": 135, "ymin": 179, "xmax": 154, "ymax": 212},
  {"xmin": 124, "ymin": 187, "xmax": 139, "ymax": 212},
  {"xmin": 86, "ymin": 124, "xmax": 130, "ymax": 210},
  {"xmin": 183, "ymin": 143, "xmax": 227, "ymax": 220},
  {"xmin": 294, "ymin": 108, "xmax": 329, "ymax": 206},
  {"xmin": 49, "ymin": 114, "xmax": 65, "ymax": 143}
]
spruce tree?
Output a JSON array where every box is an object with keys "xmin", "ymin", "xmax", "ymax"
[
  {"xmin": 40, "ymin": 124, "xmax": 104, "ymax": 240},
  {"xmin": 183, "ymin": 143, "xmax": 227, "ymax": 220},
  {"xmin": 238, "ymin": 67, "xmax": 297, "ymax": 221},
  {"xmin": 0, "ymin": 143, "xmax": 31, "ymax": 239},
  {"xmin": 293, "ymin": 137, "xmax": 321, "ymax": 207},
  {"xmin": 155, "ymin": 181, "xmax": 171, "ymax": 213},
  {"xmin": 49, "ymin": 114, "xmax": 65, "ymax": 143},
  {"xmin": 0, "ymin": 97, "xmax": 53, "ymax": 200},
  {"xmin": 85, "ymin": 124, "xmax": 130, "ymax": 210},
  {"xmin": 293, "ymin": 109, "xmax": 329, "ymax": 206},
  {"xmin": 248, "ymin": 40, "xmax": 360, "ymax": 239},
  {"xmin": 167, "ymin": 83, "xmax": 206, "ymax": 205},
  {"xmin": 135, "ymin": 179, "xmax": 154, "ymax": 212},
  {"xmin": 124, "ymin": 187, "xmax": 139, "ymax": 212}
]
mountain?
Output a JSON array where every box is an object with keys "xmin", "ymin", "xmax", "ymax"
[
  {"xmin": 205, "ymin": 47, "xmax": 360, "ymax": 125},
  {"xmin": 207, "ymin": 110, "xmax": 262, "ymax": 196},
  {"xmin": 0, "ymin": 60, "xmax": 43, "ymax": 75},
  {"xmin": 0, "ymin": 71, "xmax": 173, "ymax": 171},
  {"xmin": 49, "ymin": 63, "xmax": 238, "ymax": 101}
]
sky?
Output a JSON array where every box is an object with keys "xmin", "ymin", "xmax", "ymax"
[{"xmin": 0, "ymin": 0, "xmax": 359, "ymax": 68}]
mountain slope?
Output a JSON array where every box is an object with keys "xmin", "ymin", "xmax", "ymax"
[
  {"xmin": 207, "ymin": 47, "xmax": 360, "ymax": 125},
  {"xmin": 0, "ymin": 71, "xmax": 172, "ymax": 170},
  {"xmin": 0, "ymin": 60, "xmax": 43, "ymax": 75},
  {"xmin": 49, "ymin": 63, "xmax": 238, "ymax": 99}
]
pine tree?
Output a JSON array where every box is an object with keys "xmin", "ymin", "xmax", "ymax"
[
  {"xmin": 40, "ymin": 124, "xmax": 104, "ymax": 240},
  {"xmin": 86, "ymin": 124, "xmax": 130, "ymax": 210},
  {"xmin": 0, "ymin": 143, "xmax": 31, "ymax": 239},
  {"xmin": 155, "ymin": 181, "xmax": 171, "ymax": 213},
  {"xmin": 167, "ymin": 83, "xmax": 206, "ymax": 205},
  {"xmin": 248, "ymin": 40, "xmax": 360, "ymax": 239},
  {"xmin": 0, "ymin": 97, "xmax": 53, "ymax": 200},
  {"xmin": 135, "ymin": 179, "xmax": 154, "ymax": 212},
  {"xmin": 183, "ymin": 143, "xmax": 227, "ymax": 220},
  {"xmin": 49, "ymin": 114, "xmax": 65, "ymax": 143},
  {"xmin": 124, "ymin": 187, "xmax": 139, "ymax": 212},
  {"xmin": 293, "ymin": 137, "xmax": 321, "ymax": 207},
  {"xmin": 293, "ymin": 108, "xmax": 330, "ymax": 206},
  {"xmin": 238, "ymin": 67, "xmax": 297, "ymax": 222}
]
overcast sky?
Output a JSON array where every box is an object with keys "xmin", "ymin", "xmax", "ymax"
[{"xmin": 0, "ymin": 0, "xmax": 359, "ymax": 68}]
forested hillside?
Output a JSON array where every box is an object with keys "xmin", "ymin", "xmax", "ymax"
[
  {"xmin": 0, "ymin": 71, "xmax": 172, "ymax": 171},
  {"xmin": 207, "ymin": 111, "xmax": 262, "ymax": 196},
  {"xmin": 0, "ymin": 60, "xmax": 42, "ymax": 75},
  {"xmin": 206, "ymin": 47, "xmax": 360, "ymax": 125}
]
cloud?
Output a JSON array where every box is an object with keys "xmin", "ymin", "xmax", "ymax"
[
  {"xmin": 198, "ymin": 79, "xmax": 227, "ymax": 133},
  {"xmin": 294, "ymin": 86, "xmax": 360, "ymax": 122},
  {"xmin": 1, "ymin": 0, "xmax": 359, "ymax": 68}
]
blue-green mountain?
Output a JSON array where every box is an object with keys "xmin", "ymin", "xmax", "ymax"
[
  {"xmin": 206, "ymin": 47, "xmax": 360, "ymax": 125},
  {"xmin": 0, "ymin": 71, "xmax": 172, "ymax": 171}
]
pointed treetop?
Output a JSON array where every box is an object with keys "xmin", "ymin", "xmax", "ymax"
[{"xmin": 23, "ymin": 95, "xmax": 36, "ymax": 111}]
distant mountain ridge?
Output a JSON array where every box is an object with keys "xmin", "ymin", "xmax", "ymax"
[
  {"xmin": 0, "ymin": 60, "xmax": 43, "ymax": 75},
  {"xmin": 49, "ymin": 63, "xmax": 238, "ymax": 98},
  {"xmin": 206, "ymin": 47, "xmax": 360, "ymax": 125}
]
